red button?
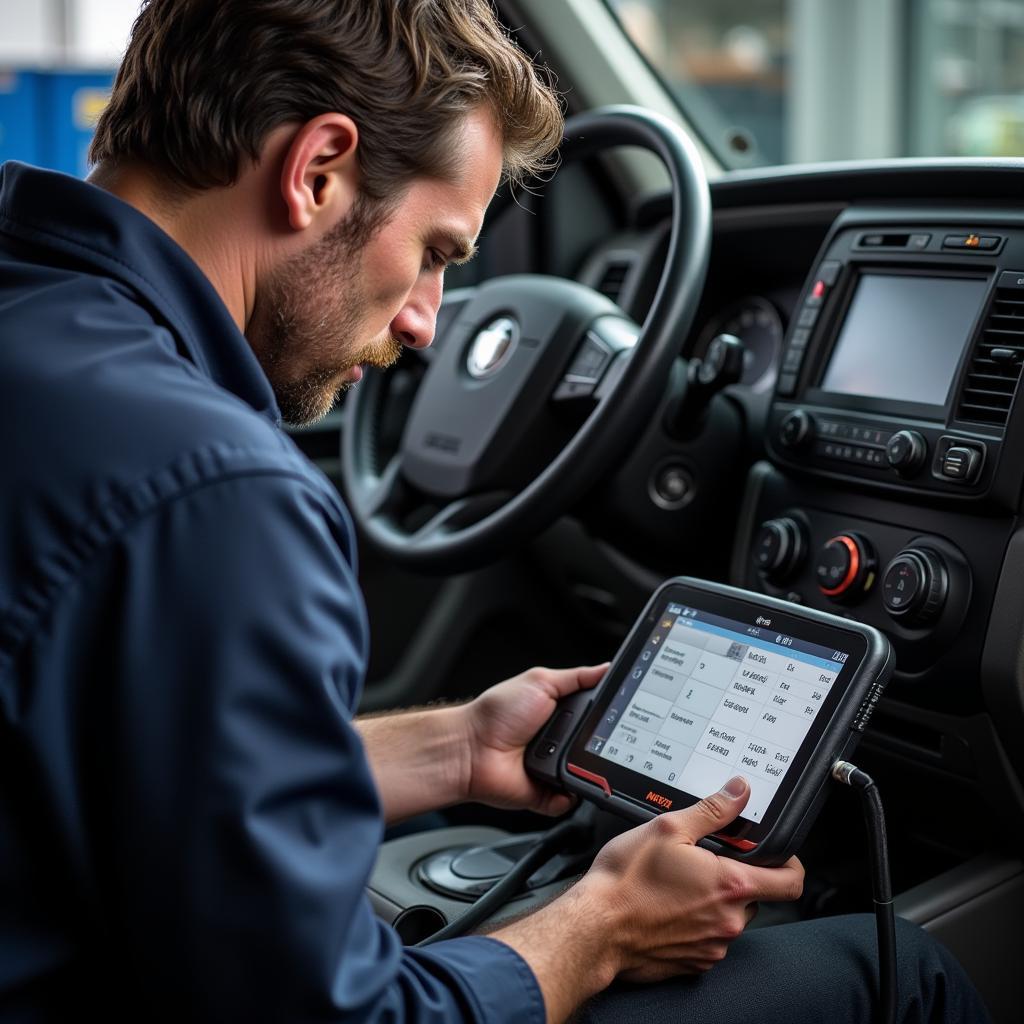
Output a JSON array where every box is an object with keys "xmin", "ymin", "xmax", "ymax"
[{"xmin": 812, "ymin": 280, "xmax": 826, "ymax": 299}]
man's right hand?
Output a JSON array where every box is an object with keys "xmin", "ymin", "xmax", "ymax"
[
  {"xmin": 492, "ymin": 776, "xmax": 805, "ymax": 1023},
  {"xmin": 585, "ymin": 775, "xmax": 804, "ymax": 981}
]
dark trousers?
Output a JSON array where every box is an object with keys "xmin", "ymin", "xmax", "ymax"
[{"xmin": 576, "ymin": 915, "xmax": 992, "ymax": 1024}]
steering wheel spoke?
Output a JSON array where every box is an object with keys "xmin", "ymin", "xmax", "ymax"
[
  {"xmin": 410, "ymin": 490, "xmax": 511, "ymax": 543},
  {"xmin": 361, "ymin": 454, "xmax": 404, "ymax": 519}
]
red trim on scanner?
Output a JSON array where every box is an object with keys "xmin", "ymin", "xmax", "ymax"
[
  {"xmin": 712, "ymin": 832, "xmax": 758, "ymax": 852},
  {"xmin": 567, "ymin": 763, "xmax": 612, "ymax": 797}
]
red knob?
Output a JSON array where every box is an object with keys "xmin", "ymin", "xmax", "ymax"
[{"xmin": 815, "ymin": 533, "xmax": 876, "ymax": 602}]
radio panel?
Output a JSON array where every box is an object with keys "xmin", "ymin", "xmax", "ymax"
[{"xmin": 768, "ymin": 210, "xmax": 1024, "ymax": 504}]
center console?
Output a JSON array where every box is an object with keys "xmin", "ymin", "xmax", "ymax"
[
  {"xmin": 731, "ymin": 204, "xmax": 1024, "ymax": 891},
  {"xmin": 735, "ymin": 208, "xmax": 1024, "ymax": 700}
]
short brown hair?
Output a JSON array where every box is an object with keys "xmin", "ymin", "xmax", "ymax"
[{"xmin": 90, "ymin": 0, "xmax": 563, "ymax": 199}]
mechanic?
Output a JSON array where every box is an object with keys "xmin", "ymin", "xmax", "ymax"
[{"xmin": 0, "ymin": 2, "xmax": 991, "ymax": 1022}]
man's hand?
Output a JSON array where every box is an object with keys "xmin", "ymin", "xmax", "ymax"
[
  {"xmin": 493, "ymin": 777, "xmax": 805, "ymax": 1023},
  {"xmin": 587, "ymin": 776, "xmax": 804, "ymax": 981},
  {"xmin": 462, "ymin": 664, "xmax": 608, "ymax": 816},
  {"xmin": 354, "ymin": 663, "xmax": 605, "ymax": 824}
]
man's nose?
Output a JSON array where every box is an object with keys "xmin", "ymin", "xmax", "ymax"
[{"xmin": 391, "ymin": 286, "xmax": 441, "ymax": 350}]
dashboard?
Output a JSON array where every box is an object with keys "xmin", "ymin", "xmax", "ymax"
[{"xmin": 563, "ymin": 161, "xmax": 1024, "ymax": 850}]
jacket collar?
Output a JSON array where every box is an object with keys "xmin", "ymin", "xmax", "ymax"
[{"xmin": 0, "ymin": 161, "xmax": 281, "ymax": 425}]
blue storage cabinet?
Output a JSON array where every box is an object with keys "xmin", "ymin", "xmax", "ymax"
[
  {"xmin": 37, "ymin": 71, "xmax": 115, "ymax": 177},
  {"xmin": 0, "ymin": 69, "xmax": 114, "ymax": 178},
  {"xmin": 0, "ymin": 70, "xmax": 42, "ymax": 168}
]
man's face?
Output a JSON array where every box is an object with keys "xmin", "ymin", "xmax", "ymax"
[{"xmin": 248, "ymin": 107, "xmax": 504, "ymax": 426}]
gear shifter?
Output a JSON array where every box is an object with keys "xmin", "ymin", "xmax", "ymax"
[{"xmin": 664, "ymin": 333, "xmax": 746, "ymax": 438}]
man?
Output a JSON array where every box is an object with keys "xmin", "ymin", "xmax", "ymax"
[{"xmin": 0, "ymin": 2, "xmax": 990, "ymax": 1022}]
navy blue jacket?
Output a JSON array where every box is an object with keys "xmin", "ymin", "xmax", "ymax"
[{"xmin": 0, "ymin": 163, "xmax": 543, "ymax": 1023}]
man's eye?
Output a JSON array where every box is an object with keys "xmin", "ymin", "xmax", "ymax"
[{"xmin": 425, "ymin": 249, "xmax": 448, "ymax": 272}]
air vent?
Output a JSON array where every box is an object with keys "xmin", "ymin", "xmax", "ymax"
[
  {"xmin": 595, "ymin": 256, "xmax": 633, "ymax": 305},
  {"xmin": 955, "ymin": 285, "xmax": 1024, "ymax": 428}
]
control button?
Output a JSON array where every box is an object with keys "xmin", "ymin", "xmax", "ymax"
[
  {"xmin": 817, "ymin": 261, "xmax": 841, "ymax": 286},
  {"xmin": 779, "ymin": 409, "xmax": 814, "ymax": 449},
  {"xmin": 797, "ymin": 306, "xmax": 819, "ymax": 328},
  {"xmin": 553, "ymin": 379, "xmax": 595, "ymax": 400},
  {"xmin": 811, "ymin": 280, "xmax": 826, "ymax": 300},
  {"xmin": 998, "ymin": 270, "xmax": 1024, "ymax": 290},
  {"xmin": 535, "ymin": 741, "xmax": 558, "ymax": 760},
  {"xmin": 943, "ymin": 233, "xmax": 1001, "ymax": 251},
  {"xmin": 790, "ymin": 327, "xmax": 811, "ymax": 350},
  {"xmin": 753, "ymin": 517, "xmax": 807, "ymax": 584},
  {"xmin": 882, "ymin": 548, "xmax": 949, "ymax": 626},
  {"xmin": 815, "ymin": 533, "xmax": 877, "ymax": 603},
  {"xmin": 650, "ymin": 463, "xmax": 693, "ymax": 510},
  {"xmin": 908, "ymin": 233, "xmax": 931, "ymax": 249},
  {"xmin": 782, "ymin": 346, "xmax": 804, "ymax": 373},
  {"xmin": 563, "ymin": 332, "xmax": 612, "ymax": 383},
  {"xmin": 941, "ymin": 446, "xmax": 980, "ymax": 482},
  {"xmin": 861, "ymin": 233, "xmax": 884, "ymax": 247},
  {"xmin": 777, "ymin": 371, "xmax": 797, "ymax": 396},
  {"xmin": 804, "ymin": 292, "xmax": 823, "ymax": 308},
  {"xmin": 885, "ymin": 430, "xmax": 927, "ymax": 476}
]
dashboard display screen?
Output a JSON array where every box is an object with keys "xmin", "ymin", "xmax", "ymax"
[
  {"xmin": 820, "ymin": 273, "xmax": 988, "ymax": 407},
  {"xmin": 582, "ymin": 601, "xmax": 851, "ymax": 823}
]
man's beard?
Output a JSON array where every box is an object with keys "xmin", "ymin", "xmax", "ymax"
[{"xmin": 247, "ymin": 198, "xmax": 404, "ymax": 426}]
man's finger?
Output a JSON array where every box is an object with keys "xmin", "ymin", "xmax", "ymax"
[
  {"xmin": 538, "ymin": 663, "xmax": 609, "ymax": 699},
  {"xmin": 727, "ymin": 857, "xmax": 805, "ymax": 904},
  {"xmin": 670, "ymin": 776, "xmax": 751, "ymax": 844}
]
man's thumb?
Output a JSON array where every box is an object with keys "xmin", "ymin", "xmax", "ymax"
[{"xmin": 676, "ymin": 776, "xmax": 750, "ymax": 843}]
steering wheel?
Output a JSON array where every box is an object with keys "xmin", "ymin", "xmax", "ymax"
[{"xmin": 342, "ymin": 105, "xmax": 710, "ymax": 573}]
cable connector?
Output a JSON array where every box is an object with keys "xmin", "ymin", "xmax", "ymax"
[{"xmin": 832, "ymin": 759, "xmax": 873, "ymax": 789}]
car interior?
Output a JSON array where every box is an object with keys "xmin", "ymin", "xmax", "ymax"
[{"xmin": 279, "ymin": 1, "xmax": 1024, "ymax": 1019}]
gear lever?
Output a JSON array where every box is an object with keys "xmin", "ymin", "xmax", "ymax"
[{"xmin": 664, "ymin": 333, "xmax": 746, "ymax": 438}]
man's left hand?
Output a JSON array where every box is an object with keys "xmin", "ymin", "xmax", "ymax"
[{"xmin": 462, "ymin": 664, "xmax": 608, "ymax": 816}]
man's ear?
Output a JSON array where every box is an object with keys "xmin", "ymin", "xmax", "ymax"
[{"xmin": 280, "ymin": 113, "xmax": 360, "ymax": 232}]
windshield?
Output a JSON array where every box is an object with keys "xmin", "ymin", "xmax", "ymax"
[{"xmin": 607, "ymin": 0, "xmax": 1024, "ymax": 169}]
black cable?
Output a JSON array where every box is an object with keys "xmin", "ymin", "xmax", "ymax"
[
  {"xmin": 416, "ymin": 809, "xmax": 596, "ymax": 947},
  {"xmin": 832, "ymin": 760, "xmax": 897, "ymax": 1024}
]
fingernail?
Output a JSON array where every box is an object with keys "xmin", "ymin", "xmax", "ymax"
[{"xmin": 721, "ymin": 776, "xmax": 747, "ymax": 798}]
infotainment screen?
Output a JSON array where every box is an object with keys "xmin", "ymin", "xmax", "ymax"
[
  {"xmin": 578, "ymin": 597, "xmax": 854, "ymax": 824},
  {"xmin": 820, "ymin": 273, "xmax": 988, "ymax": 406}
]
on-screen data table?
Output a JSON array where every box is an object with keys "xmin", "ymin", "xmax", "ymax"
[{"xmin": 587, "ymin": 605, "xmax": 849, "ymax": 820}]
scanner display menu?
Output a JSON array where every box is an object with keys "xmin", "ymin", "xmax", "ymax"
[{"xmin": 586, "ymin": 605, "xmax": 849, "ymax": 821}]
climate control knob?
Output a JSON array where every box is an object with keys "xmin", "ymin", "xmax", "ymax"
[
  {"xmin": 753, "ymin": 517, "xmax": 807, "ymax": 583},
  {"xmin": 815, "ymin": 533, "xmax": 877, "ymax": 602},
  {"xmin": 881, "ymin": 548, "xmax": 949, "ymax": 626}
]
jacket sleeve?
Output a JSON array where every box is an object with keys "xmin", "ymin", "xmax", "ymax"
[{"xmin": 58, "ymin": 468, "xmax": 545, "ymax": 1023}]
